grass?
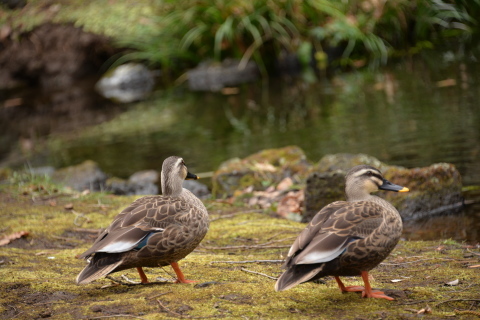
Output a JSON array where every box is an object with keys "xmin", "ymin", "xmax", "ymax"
[{"xmin": 0, "ymin": 173, "xmax": 479, "ymax": 319}]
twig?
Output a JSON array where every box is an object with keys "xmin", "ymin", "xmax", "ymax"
[
  {"xmin": 51, "ymin": 235, "xmax": 82, "ymax": 242},
  {"xmin": 210, "ymin": 260, "xmax": 283, "ymax": 265},
  {"xmin": 147, "ymin": 291, "xmax": 173, "ymax": 300},
  {"xmin": 467, "ymin": 248, "xmax": 480, "ymax": 257},
  {"xmin": 157, "ymin": 299, "xmax": 190, "ymax": 318},
  {"xmin": 72, "ymin": 228, "xmax": 102, "ymax": 234},
  {"xmin": 397, "ymin": 299, "xmax": 436, "ymax": 306},
  {"xmin": 210, "ymin": 209, "xmax": 264, "ymax": 222},
  {"xmin": 88, "ymin": 315, "xmax": 147, "ymax": 320},
  {"xmin": 381, "ymin": 258, "xmax": 454, "ymax": 265},
  {"xmin": 435, "ymin": 299, "xmax": 480, "ymax": 307},
  {"xmin": 455, "ymin": 309, "xmax": 480, "ymax": 316},
  {"xmin": 240, "ymin": 267, "xmax": 278, "ymax": 280},
  {"xmin": 121, "ymin": 274, "xmax": 141, "ymax": 284},
  {"xmin": 201, "ymin": 237, "xmax": 294, "ymax": 250}
]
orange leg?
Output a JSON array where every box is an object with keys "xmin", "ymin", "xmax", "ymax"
[
  {"xmin": 170, "ymin": 262, "xmax": 196, "ymax": 284},
  {"xmin": 360, "ymin": 271, "xmax": 394, "ymax": 301},
  {"xmin": 335, "ymin": 273, "xmax": 394, "ymax": 301},
  {"xmin": 335, "ymin": 276, "xmax": 365, "ymax": 293},
  {"xmin": 136, "ymin": 267, "xmax": 149, "ymax": 284}
]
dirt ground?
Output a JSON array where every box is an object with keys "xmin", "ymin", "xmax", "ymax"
[{"xmin": 0, "ymin": 179, "xmax": 479, "ymax": 319}]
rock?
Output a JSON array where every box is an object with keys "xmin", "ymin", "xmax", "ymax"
[
  {"xmin": 106, "ymin": 170, "xmax": 159, "ymax": 195},
  {"xmin": 27, "ymin": 166, "xmax": 56, "ymax": 177},
  {"xmin": 128, "ymin": 170, "xmax": 159, "ymax": 195},
  {"xmin": 183, "ymin": 180, "xmax": 210, "ymax": 199},
  {"xmin": 304, "ymin": 153, "xmax": 463, "ymax": 222},
  {"xmin": 303, "ymin": 171, "xmax": 345, "ymax": 222},
  {"xmin": 95, "ymin": 63, "xmax": 155, "ymax": 103},
  {"xmin": 212, "ymin": 146, "xmax": 311, "ymax": 197},
  {"xmin": 51, "ymin": 160, "xmax": 107, "ymax": 192},
  {"xmin": 382, "ymin": 163, "xmax": 463, "ymax": 220},
  {"xmin": 312, "ymin": 153, "xmax": 391, "ymax": 173},
  {"xmin": 187, "ymin": 59, "xmax": 259, "ymax": 92}
]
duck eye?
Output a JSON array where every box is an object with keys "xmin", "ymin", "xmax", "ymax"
[{"xmin": 367, "ymin": 171, "xmax": 373, "ymax": 176}]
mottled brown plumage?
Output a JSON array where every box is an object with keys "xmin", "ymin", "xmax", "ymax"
[
  {"xmin": 275, "ymin": 165, "xmax": 409, "ymax": 300},
  {"xmin": 76, "ymin": 156, "xmax": 209, "ymax": 285}
]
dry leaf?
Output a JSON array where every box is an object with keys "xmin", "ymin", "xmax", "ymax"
[
  {"xmin": 436, "ymin": 79, "xmax": 456, "ymax": 87},
  {"xmin": 0, "ymin": 231, "xmax": 29, "ymax": 246},
  {"xmin": 277, "ymin": 177, "xmax": 293, "ymax": 191},
  {"xmin": 417, "ymin": 305, "xmax": 432, "ymax": 314},
  {"xmin": 253, "ymin": 162, "xmax": 276, "ymax": 172},
  {"xmin": 445, "ymin": 279, "xmax": 459, "ymax": 286},
  {"xmin": 468, "ymin": 264, "xmax": 480, "ymax": 268},
  {"xmin": 391, "ymin": 279, "xmax": 403, "ymax": 283},
  {"xmin": 64, "ymin": 203, "xmax": 74, "ymax": 210}
]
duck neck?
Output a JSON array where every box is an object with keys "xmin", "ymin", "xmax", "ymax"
[
  {"xmin": 346, "ymin": 185, "xmax": 398, "ymax": 213},
  {"xmin": 161, "ymin": 172, "xmax": 183, "ymax": 197}
]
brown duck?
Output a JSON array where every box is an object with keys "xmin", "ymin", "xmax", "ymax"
[
  {"xmin": 275, "ymin": 165, "xmax": 409, "ymax": 300},
  {"xmin": 76, "ymin": 156, "xmax": 209, "ymax": 285}
]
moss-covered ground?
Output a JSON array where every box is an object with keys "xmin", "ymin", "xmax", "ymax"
[{"xmin": 0, "ymin": 176, "xmax": 479, "ymax": 319}]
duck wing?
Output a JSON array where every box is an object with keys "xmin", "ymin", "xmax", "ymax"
[
  {"xmin": 276, "ymin": 201, "xmax": 385, "ymax": 291},
  {"xmin": 287, "ymin": 201, "xmax": 385, "ymax": 266},
  {"xmin": 78, "ymin": 196, "xmax": 194, "ymax": 259}
]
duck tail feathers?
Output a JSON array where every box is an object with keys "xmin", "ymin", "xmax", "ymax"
[
  {"xmin": 274, "ymin": 263, "xmax": 323, "ymax": 292},
  {"xmin": 76, "ymin": 253, "xmax": 124, "ymax": 285}
]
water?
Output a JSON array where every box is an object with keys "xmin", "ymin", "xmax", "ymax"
[{"xmin": 1, "ymin": 57, "xmax": 480, "ymax": 243}]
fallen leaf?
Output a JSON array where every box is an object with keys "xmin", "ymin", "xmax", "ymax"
[
  {"xmin": 0, "ymin": 231, "xmax": 29, "ymax": 246},
  {"xmin": 417, "ymin": 305, "xmax": 432, "ymax": 314},
  {"xmin": 468, "ymin": 264, "xmax": 480, "ymax": 268},
  {"xmin": 64, "ymin": 203, "xmax": 74, "ymax": 210},
  {"xmin": 445, "ymin": 279, "xmax": 459, "ymax": 286},
  {"xmin": 391, "ymin": 279, "xmax": 403, "ymax": 283},
  {"xmin": 436, "ymin": 79, "xmax": 456, "ymax": 87},
  {"xmin": 277, "ymin": 177, "xmax": 293, "ymax": 191}
]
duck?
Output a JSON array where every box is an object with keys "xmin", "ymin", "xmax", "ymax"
[
  {"xmin": 275, "ymin": 165, "xmax": 409, "ymax": 300},
  {"xmin": 76, "ymin": 156, "xmax": 209, "ymax": 285}
]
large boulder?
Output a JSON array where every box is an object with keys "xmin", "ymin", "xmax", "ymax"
[
  {"xmin": 304, "ymin": 154, "xmax": 463, "ymax": 222},
  {"xmin": 51, "ymin": 160, "xmax": 107, "ymax": 192},
  {"xmin": 212, "ymin": 146, "xmax": 311, "ymax": 197},
  {"xmin": 95, "ymin": 63, "xmax": 155, "ymax": 103}
]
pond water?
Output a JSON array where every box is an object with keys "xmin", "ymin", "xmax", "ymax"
[{"xmin": 1, "ymin": 57, "xmax": 479, "ymax": 243}]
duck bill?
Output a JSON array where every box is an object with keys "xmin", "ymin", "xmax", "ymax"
[
  {"xmin": 379, "ymin": 179, "xmax": 409, "ymax": 192},
  {"xmin": 185, "ymin": 171, "xmax": 199, "ymax": 180}
]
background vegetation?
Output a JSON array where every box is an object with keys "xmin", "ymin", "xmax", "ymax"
[{"xmin": 2, "ymin": 0, "xmax": 479, "ymax": 76}]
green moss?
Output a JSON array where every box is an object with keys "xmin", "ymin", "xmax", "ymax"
[{"xmin": 0, "ymin": 175, "xmax": 479, "ymax": 319}]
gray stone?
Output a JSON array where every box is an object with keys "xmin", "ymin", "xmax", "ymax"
[
  {"xmin": 183, "ymin": 180, "xmax": 210, "ymax": 199},
  {"xmin": 95, "ymin": 63, "xmax": 154, "ymax": 103},
  {"xmin": 51, "ymin": 160, "xmax": 107, "ymax": 192}
]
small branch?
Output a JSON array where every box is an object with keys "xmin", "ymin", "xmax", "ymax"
[
  {"xmin": 435, "ymin": 299, "xmax": 480, "ymax": 307},
  {"xmin": 88, "ymin": 315, "xmax": 147, "ymax": 320},
  {"xmin": 157, "ymin": 300, "xmax": 190, "ymax": 318},
  {"xmin": 147, "ymin": 291, "xmax": 173, "ymax": 300},
  {"xmin": 72, "ymin": 228, "xmax": 102, "ymax": 234},
  {"xmin": 210, "ymin": 260, "xmax": 283, "ymax": 265},
  {"xmin": 201, "ymin": 237, "xmax": 294, "ymax": 250},
  {"xmin": 210, "ymin": 209, "xmax": 264, "ymax": 222},
  {"xmin": 240, "ymin": 268, "xmax": 278, "ymax": 280},
  {"xmin": 381, "ymin": 258, "xmax": 454, "ymax": 266},
  {"xmin": 466, "ymin": 248, "xmax": 480, "ymax": 257}
]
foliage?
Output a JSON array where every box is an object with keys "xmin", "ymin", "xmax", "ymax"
[
  {"xmin": 2, "ymin": 0, "xmax": 479, "ymax": 73},
  {"xmin": 114, "ymin": 0, "xmax": 480, "ymax": 73}
]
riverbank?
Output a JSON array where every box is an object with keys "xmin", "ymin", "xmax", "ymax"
[{"xmin": 0, "ymin": 173, "xmax": 479, "ymax": 319}]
